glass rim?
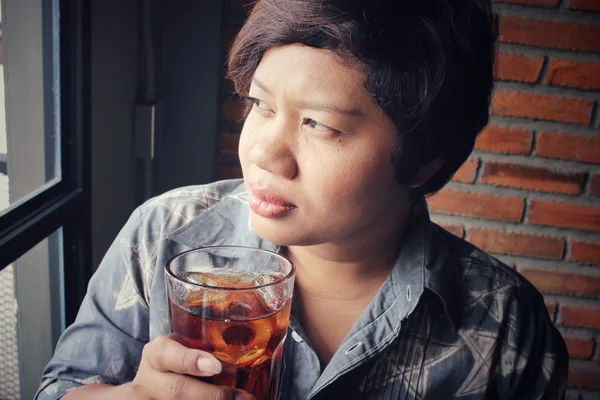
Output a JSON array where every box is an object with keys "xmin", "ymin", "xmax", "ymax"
[{"xmin": 164, "ymin": 245, "xmax": 295, "ymax": 291}]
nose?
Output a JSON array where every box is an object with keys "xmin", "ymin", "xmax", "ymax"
[{"xmin": 247, "ymin": 121, "xmax": 298, "ymax": 180}]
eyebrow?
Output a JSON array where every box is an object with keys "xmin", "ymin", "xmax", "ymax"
[{"xmin": 251, "ymin": 77, "xmax": 364, "ymax": 117}]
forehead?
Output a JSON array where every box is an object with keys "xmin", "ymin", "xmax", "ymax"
[{"xmin": 252, "ymin": 44, "xmax": 367, "ymax": 100}]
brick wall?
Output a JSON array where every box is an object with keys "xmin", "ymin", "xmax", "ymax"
[{"xmin": 218, "ymin": 1, "xmax": 600, "ymax": 398}]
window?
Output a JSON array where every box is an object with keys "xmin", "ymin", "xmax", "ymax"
[
  {"xmin": 0, "ymin": 0, "xmax": 91, "ymax": 399},
  {"xmin": 0, "ymin": 1, "xmax": 60, "ymax": 217},
  {"xmin": 0, "ymin": 229, "xmax": 62, "ymax": 399}
]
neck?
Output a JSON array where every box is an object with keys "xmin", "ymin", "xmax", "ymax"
[{"xmin": 285, "ymin": 194, "xmax": 412, "ymax": 301}]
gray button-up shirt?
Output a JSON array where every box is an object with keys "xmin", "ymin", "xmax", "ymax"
[{"xmin": 36, "ymin": 179, "xmax": 568, "ymax": 399}]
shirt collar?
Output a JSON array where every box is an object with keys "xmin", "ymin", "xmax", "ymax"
[
  {"xmin": 412, "ymin": 197, "xmax": 461, "ymax": 330},
  {"xmin": 167, "ymin": 182, "xmax": 459, "ymax": 329},
  {"xmin": 380, "ymin": 195, "xmax": 460, "ymax": 330}
]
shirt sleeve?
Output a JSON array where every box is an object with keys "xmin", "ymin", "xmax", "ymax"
[
  {"xmin": 35, "ymin": 207, "xmax": 151, "ymax": 399},
  {"xmin": 498, "ymin": 284, "xmax": 569, "ymax": 400}
]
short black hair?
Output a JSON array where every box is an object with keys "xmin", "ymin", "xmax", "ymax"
[{"xmin": 228, "ymin": 0, "xmax": 496, "ymax": 195}]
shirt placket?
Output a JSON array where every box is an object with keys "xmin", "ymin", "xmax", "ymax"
[{"xmin": 305, "ymin": 297, "xmax": 406, "ymax": 399}]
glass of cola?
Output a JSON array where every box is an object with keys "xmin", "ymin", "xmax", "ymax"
[{"xmin": 165, "ymin": 246, "xmax": 295, "ymax": 400}]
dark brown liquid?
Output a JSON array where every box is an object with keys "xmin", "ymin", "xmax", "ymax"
[{"xmin": 168, "ymin": 271, "xmax": 291, "ymax": 399}]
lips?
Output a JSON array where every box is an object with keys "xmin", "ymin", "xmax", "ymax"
[{"xmin": 248, "ymin": 184, "xmax": 296, "ymax": 218}]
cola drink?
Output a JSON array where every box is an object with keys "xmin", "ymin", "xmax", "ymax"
[{"xmin": 168, "ymin": 268, "xmax": 293, "ymax": 399}]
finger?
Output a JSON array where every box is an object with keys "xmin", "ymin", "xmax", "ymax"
[
  {"xmin": 154, "ymin": 372, "xmax": 254, "ymax": 400},
  {"xmin": 146, "ymin": 335, "xmax": 222, "ymax": 377}
]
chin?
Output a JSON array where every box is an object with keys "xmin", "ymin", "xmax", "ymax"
[{"xmin": 249, "ymin": 213, "xmax": 318, "ymax": 247}]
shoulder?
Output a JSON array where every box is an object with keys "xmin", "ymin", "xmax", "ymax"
[
  {"xmin": 431, "ymin": 224, "xmax": 562, "ymax": 340},
  {"xmin": 129, "ymin": 179, "xmax": 245, "ymax": 239},
  {"xmin": 424, "ymin": 225, "xmax": 568, "ymax": 398},
  {"xmin": 434, "ymin": 224, "xmax": 567, "ymax": 359},
  {"xmin": 140, "ymin": 179, "xmax": 243, "ymax": 216},
  {"xmin": 119, "ymin": 179, "xmax": 245, "ymax": 244},
  {"xmin": 435, "ymin": 224, "xmax": 541, "ymax": 300}
]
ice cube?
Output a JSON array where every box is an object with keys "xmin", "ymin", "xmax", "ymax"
[
  {"xmin": 233, "ymin": 270, "xmax": 259, "ymax": 287},
  {"xmin": 210, "ymin": 268, "xmax": 258, "ymax": 287},
  {"xmin": 183, "ymin": 272, "xmax": 219, "ymax": 287},
  {"xmin": 253, "ymin": 271, "xmax": 285, "ymax": 287},
  {"xmin": 209, "ymin": 318, "xmax": 271, "ymax": 367},
  {"xmin": 185, "ymin": 288, "xmax": 229, "ymax": 309},
  {"xmin": 250, "ymin": 354, "xmax": 271, "ymax": 368},
  {"xmin": 185, "ymin": 269, "xmax": 256, "ymax": 288},
  {"xmin": 255, "ymin": 272, "xmax": 287, "ymax": 311},
  {"xmin": 227, "ymin": 300, "xmax": 254, "ymax": 318}
]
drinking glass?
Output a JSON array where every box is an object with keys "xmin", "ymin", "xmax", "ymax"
[{"xmin": 165, "ymin": 246, "xmax": 295, "ymax": 399}]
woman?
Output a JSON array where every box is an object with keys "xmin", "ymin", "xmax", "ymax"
[{"xmin": 37, "ymin": 0, "xmax": 568, "ymax": 399}]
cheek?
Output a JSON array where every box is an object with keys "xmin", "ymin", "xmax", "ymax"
[
  {"xmin": 238, "ymin": 132, "xmax": 248, "ymax": 165},
  {"xmin": 238, "ymin": 123, "xmax": 255, "ymax": 168},
  {"xmin": 308, "ymin": 151, "xmax": 397, "ymax": 210}
]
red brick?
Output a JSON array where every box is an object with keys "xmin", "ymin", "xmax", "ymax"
[
  {"xmin": 563, "ymin": 337, "xmax": 595, "ymax": 360},
  {"xmin": 499, "ymin": 16, "xmax": 600, "ymax": 53},
  {"xmin": 217, "ymin": 165, "xmax": 243, "ymax": 180},
  {"xmin": 438, "ymin": 224, "xmax": 465, "ymax": 238},
  {"xmin": 547, "ymin": 303, "xmax": 558, "ymax": 322},
  {"xmin": 529, "ymin": 200, "xmax": 600, "ymax": 232},
  {"xmin": 569, "ymin": 241, "xmax": 600, "ymax": 265},
  {"xmin": 495, "ymin": 0, "xmax": 558, "ymax": 5},
  {"xmin": 534, "ymin": 132, "xmax": 600, "ymax": 164},
  {"xmin": 569, "ymin": 0, "xmax": 600, "ymax": 12},
  {"xmin": 475, "ymin": 126, "xmax": 533, "ymax": 155},
  {"xmin": 520, "ymin": 269, "xmax": 600, "ymax": 298},
  {"xmin": 590, "ymin": 175, "xmax": 600, "ymax": 197},
  {"xmin": 491, "ymin": 91, "xmax": 593, "ymax": 125},
  {"xmin": 220, "ymin": 132, "xmax": 240, "ymax": 156},
  {"xmin": 495, "ymin": 52, "xmax": 545, "ymax": 83},
  {"xmin": 546, "ymin": 59, "xmax": 600, "ymax": 90},
  {"xmin": 427, "ymin": 189, "xmax": 524, "ymax": 222},
  {"xmin": 568, "ymin": 363, "xmax": 600, "ymax": 390},
  {"xmin": 560, "ymin": 306, "xmax": 600, "ymax": 328},
  {"xmin": 221, "ymin": 98, "xmax": 248, "ymax": 126},
  {"xmin": 468, "ymin": 230, "xmax": 564, "ymax": 259},
  {"xmin": 480, "ymin": 162, "xmax": 585, "ymax": 195},
  {"xmin": 452, "ymin": 159, "xmax": 479, "ymax": 184}
]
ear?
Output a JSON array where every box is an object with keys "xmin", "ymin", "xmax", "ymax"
[{"xmin": 408, "ymin": 156, "xmax": 445, "ymax": 188}]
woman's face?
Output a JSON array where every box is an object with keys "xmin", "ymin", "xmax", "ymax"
[{"xmin": 239, "ymin": 44, "xmax": 410, "ymax": 247}]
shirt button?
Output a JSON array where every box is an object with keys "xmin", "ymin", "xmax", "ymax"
[{"xmin": 291, "ymin": 330, "xmax": 303, "ymax": 343}]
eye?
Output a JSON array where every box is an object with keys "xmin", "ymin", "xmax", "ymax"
[
  {"xmin": 241, "ymin": 96, "xmax": 272, "ymax": 112},
  {"xmin": 303, "ymin": 118, "xmax": 337, "ymax": 133}
]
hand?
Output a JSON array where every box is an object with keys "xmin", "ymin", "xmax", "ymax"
[{"xmin": 131, "ymin": 335, "xmax": 254, "ymax": 400}]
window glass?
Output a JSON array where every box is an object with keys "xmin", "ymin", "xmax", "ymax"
[{"xmin": 0, "ymin": 0, "xmax": 61, "ymax": 216}]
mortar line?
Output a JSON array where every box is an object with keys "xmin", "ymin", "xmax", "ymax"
[
  {"xmin": 536, "ymin": 56, "xmax": 550, "ymax": 85},
  {"xmin": 590, "ymin": 102, "xmax": 600, "ymax": 129}
]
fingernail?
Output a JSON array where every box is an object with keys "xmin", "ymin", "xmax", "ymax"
[
  {"xmin": 235, "ymin": 393, "xmax": 255, "ymax": 400},
  {"xmin": 197, "ymin": 356, "xmax": 222, "ymax": 374}
]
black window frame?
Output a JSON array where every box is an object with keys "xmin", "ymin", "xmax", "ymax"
[{"xmin": 0, "ymin": 0, "xmax": 92, "ymax": 325}]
